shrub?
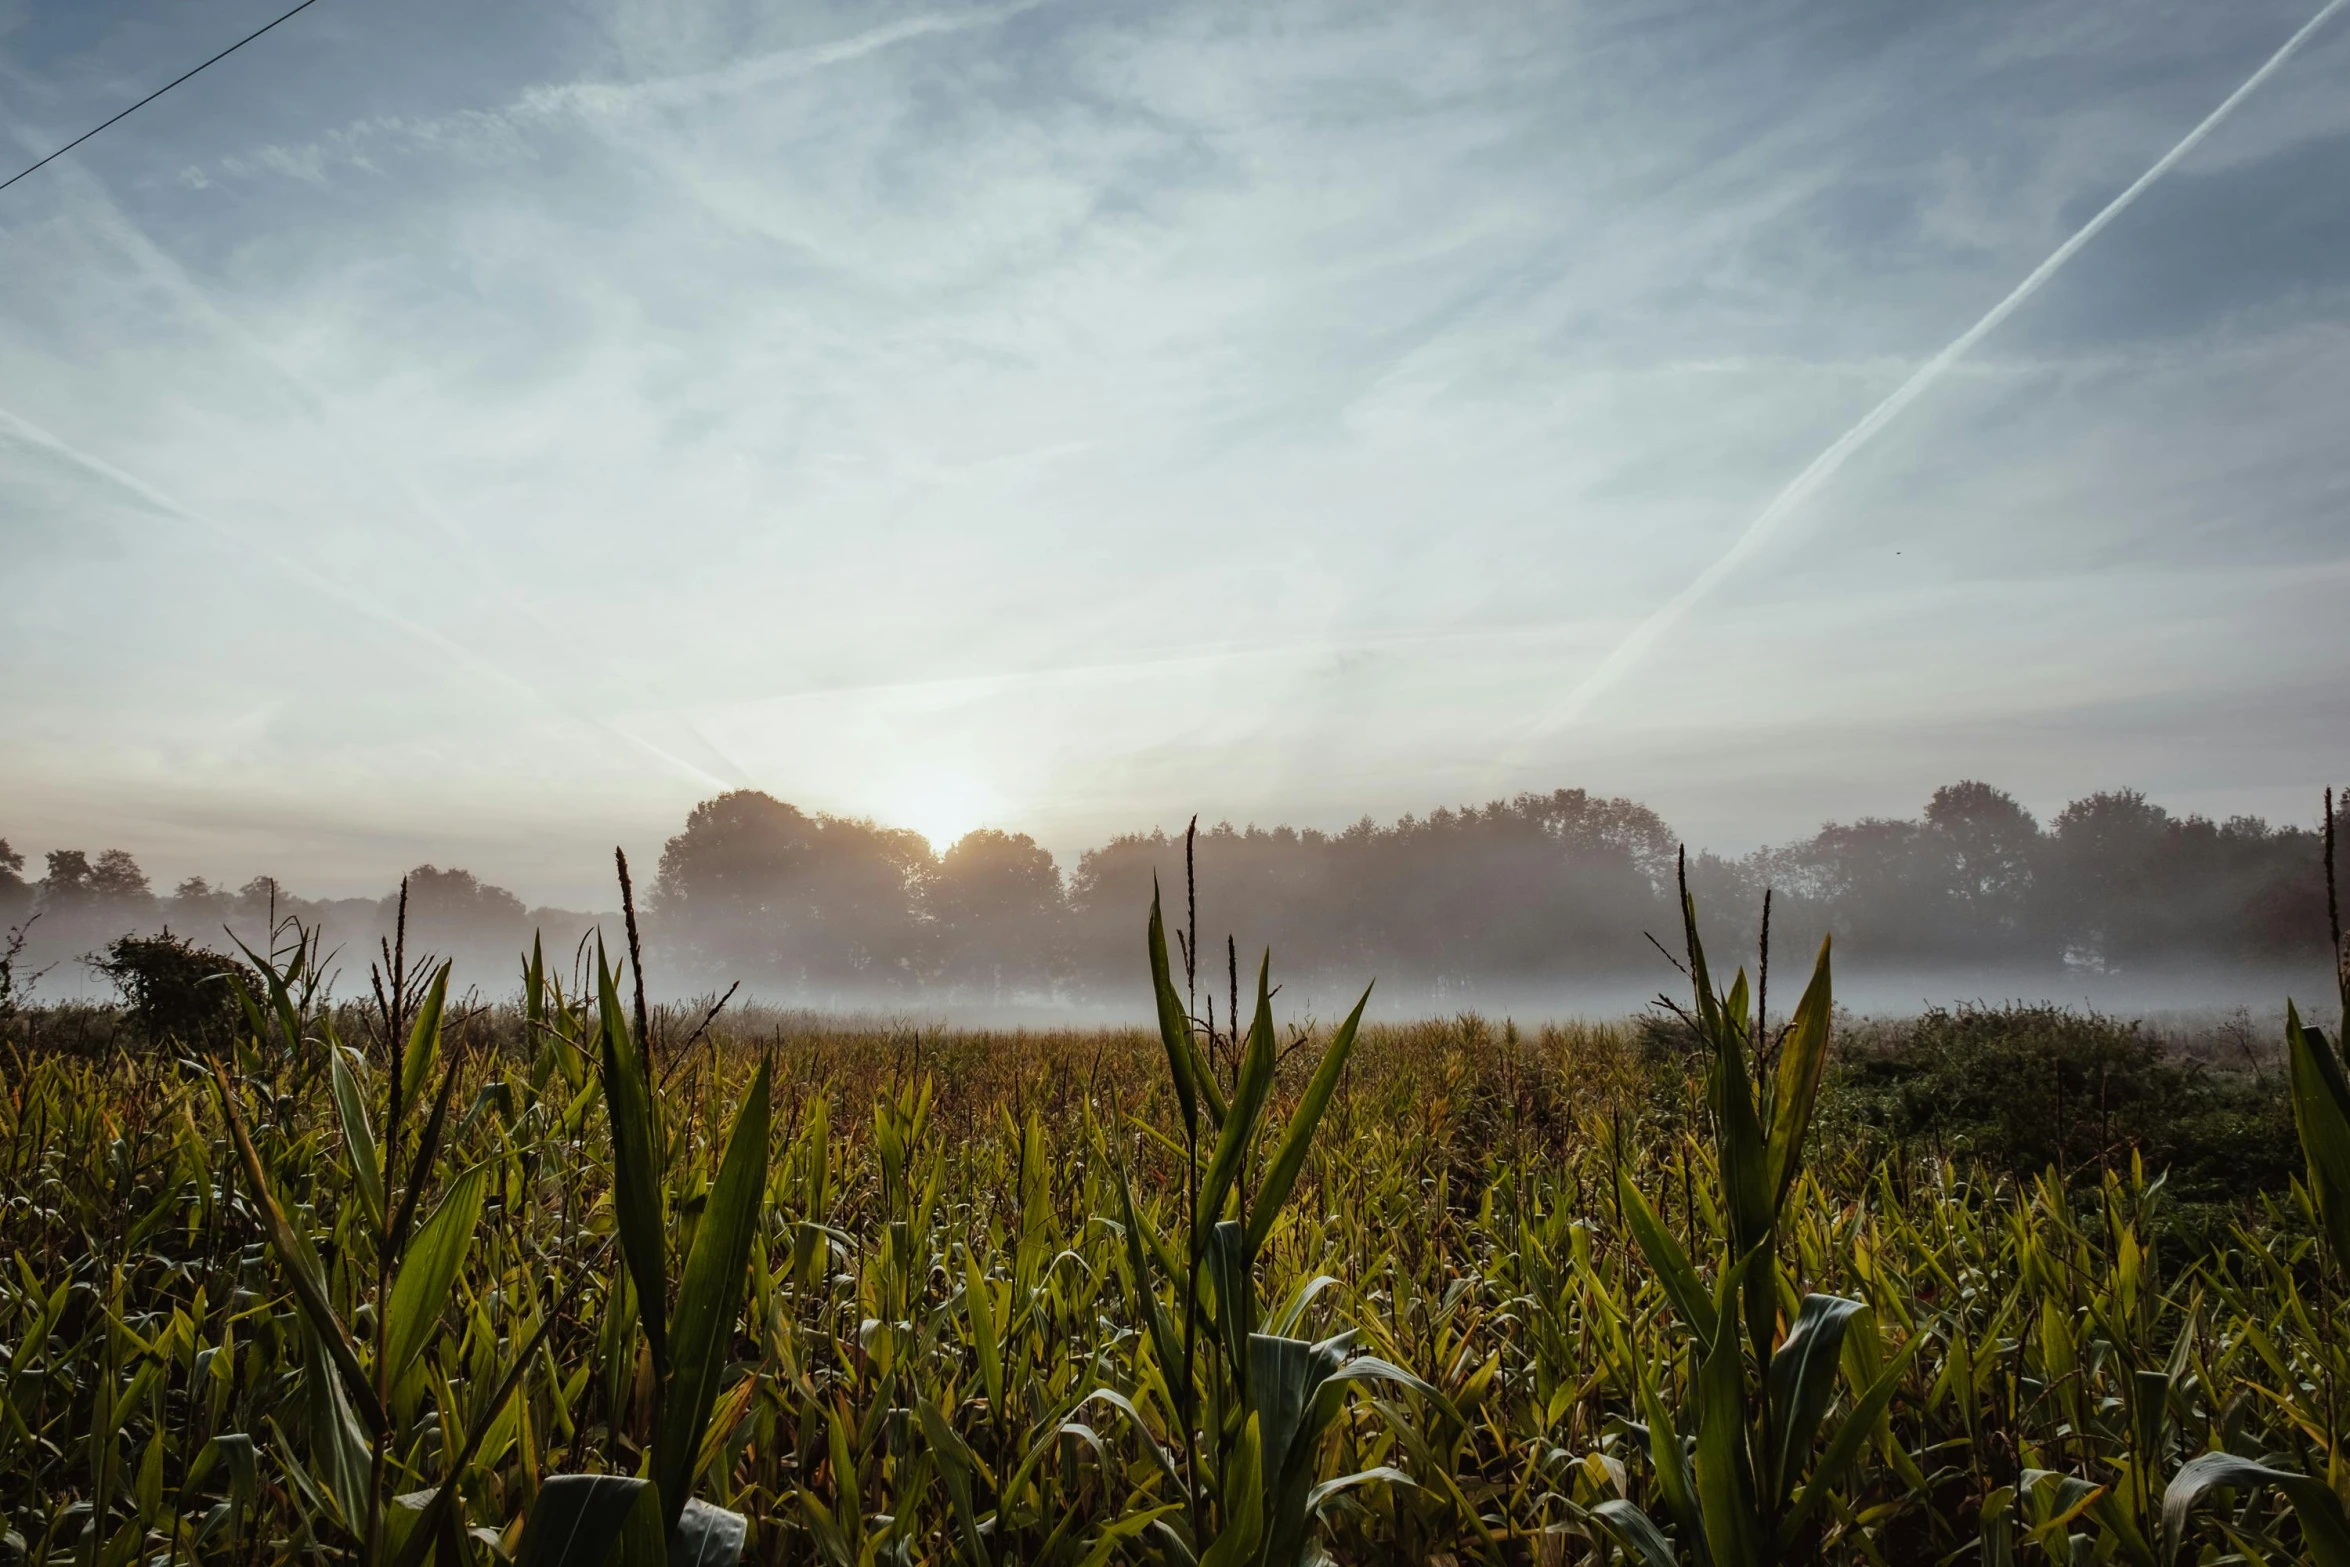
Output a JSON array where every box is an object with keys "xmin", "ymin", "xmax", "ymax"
[
  {"xmin": 1823, "ymin": 1002, "xmax": 2299, "ymax": 1202},
  {"xmin": 88, "ymin": 929, "xmax": 255, "ymax": 1050}
]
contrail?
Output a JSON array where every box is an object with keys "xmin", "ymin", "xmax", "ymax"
[
  {"xmin": 0, "ymin": 403, "xmax": 730, "ymax": 790},
  {"xmin": 1518, "ymin": 0, "xmax": 2347, "ymax": 744}
]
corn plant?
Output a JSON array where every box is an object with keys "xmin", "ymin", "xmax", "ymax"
[
  {"xmin": 9, "ymin": 826, "xmax": 2350, "ymax": 1564},
  {"xmin": 512, "ymin": 932, "xmax": 772, "ymax": 1567},
  {"xmin": 2160, "ymin": 832, "xmax": 2350, "ymax": 1567},
  {"xmin": 206, "ymin": 905, "xmax": 553, "ymax": 1567},
  {"xmin": 1579, "ymin": 879, "xmax": 1923, "ymax": 1567},
  {"xmin": 1064, "ymin": 886, "xmax": 1432, "ymax": 1567}
]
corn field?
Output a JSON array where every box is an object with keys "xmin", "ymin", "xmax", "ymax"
[{"xmin": 5, "ymin": 870, "xmax": 2350, "ymax": 1567}]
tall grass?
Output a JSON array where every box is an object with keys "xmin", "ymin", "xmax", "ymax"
[{"xmin": 4, "ymin": 849, "xmax": 2350, "ymax": 1566}]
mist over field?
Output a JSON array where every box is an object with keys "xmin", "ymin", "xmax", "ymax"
[{"xmin": 7, "ymin": 778, "xmax": 2340, "ymax": 1025}]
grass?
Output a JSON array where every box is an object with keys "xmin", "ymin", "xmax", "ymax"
[{"xmin": 4, "ymin": 860, "xmax": 2350, "ymax": 1567}]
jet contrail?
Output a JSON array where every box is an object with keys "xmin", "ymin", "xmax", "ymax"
[
  {"xmin": 0, "ymin": 404, "xmax": 731, "ymax": 790},
  {"xmin": 1518, "ymin": 0, "xmax": 2347, "ymax": 745}
]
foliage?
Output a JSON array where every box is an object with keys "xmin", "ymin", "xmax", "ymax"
[
  {"xmin": 1825, "ymin": 1004, "xmax": 2302, "ymax": 1203},
  {"xmin": 89, "ymin": 930, "xmax": 256, "ymax": 1051},
  {"xmin": 4, "ymin": 887, "xmax": 2350, "ymax": 1565},
  {"xmin": 8, "ymin": 781, "xmax": 2340, "ymax": 1004}
]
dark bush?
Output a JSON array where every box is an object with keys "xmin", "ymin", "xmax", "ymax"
[
  {"xmin": 89, "ymin": 930, "xmax": 255, "ymax": 1050},
  {"xmin": 1821, "ymin": 1003, "xmax": 2298, "ymax": 1203}
]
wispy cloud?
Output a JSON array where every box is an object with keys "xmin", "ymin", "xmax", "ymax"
[
  {"xmin": 1, "ymin": 0, "xmax": 2346, "ymax": 900},
  {"xmin": 1511, "ymin": 0, "xmax": 2350, "ymax": 752}
]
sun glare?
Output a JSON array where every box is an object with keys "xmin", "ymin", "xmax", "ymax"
[{"xmin": 879, "ymin": 770, "xmax": 1002, "ymax": 853}]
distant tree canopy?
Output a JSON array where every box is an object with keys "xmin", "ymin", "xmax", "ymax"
[
  {"xmin": 391, "ymin": 865, "xmax": 531, "ymax": 961},
  {"xmin": 3, "ymin": 779, "xmax": 2338, "ymax": 1004},
  {"xmin": 0, "ymin": 839, "xmax": 28, "ymax": 928},
  {"xmin": 652, "ymin": 791, "xmax": 934, "ymax": 993}
]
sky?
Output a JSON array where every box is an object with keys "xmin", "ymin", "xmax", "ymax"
[{"xmin": 2, "ymin": 0, "xmax": 2346, "ymax": 907}]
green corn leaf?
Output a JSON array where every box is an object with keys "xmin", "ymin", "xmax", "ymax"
[
  {"xmin": 300, "ymin": 1320, "xmax": 373, "ymax": 1532},
  {"xmin": 1251, "ymin": 1331, "xmax": 1346, "ymax": 1562},
  {"xmin": 1588, "ymin": 1499, "xmax": 1680, "ymax": 1567},
  {"xmin": 1071, "ymin": 1389, "xmax": 1184, "ymax": 1496},
  {"xmin": 598, "ymin": 941, "xmax": 668, "ymax": 1376},
  {"xmin": 400, "ymin": 962, "xmax": 452, "ymax": 1114},
  {"xmin": 2286, "ymin": 1002, "xmax": 2350, "ymax": 1277},
  {"xmin": 1197, "ymin": 1411, "xmax": 1265, "ymax": 1567},
  {"xmin": 1276, "ymin": 1346, "xmax": 1447, "ymax": 1564},
  {"xmin": 1765, "ymin": 1293, "xmax": 1865, "ymax": 1507},
  {"xmin": 1712, "ymin": 1026, "xmax": 1772, "ymax": 1258},
  {"xmin": 390, "ymin": 1305, "xmax": 570, "ymax": 1567},
  {"xmin": 1195, "ymin": 954, "xmax": 1277, "ymax": 1248},
  {"xmin": 824, "ymin": 1402, "xmax": 860, "ymax": 1528},
  {"xmin": 2131, "ymin": 1368, "xmax": 2173, "ymax": 1475},
  {"xmin": 962, "ymin": 1252, "xmax": 1003, "ymax": 1413},
  {"xmin": 1244, "ymin": 982, "xmax": 1372, "ymax": 1262},
  {"xmin": 1148, "ymin": 884, "xmax": 1201, "ymax": 1139},
  {"xmin": 208, "ymin": 1060, "xmax": 388, "ymax": 1438},
  {"xmin": 517, "ymin": 1475, "xmax": 660, "ymax": 1567},
  {"xmin": 525, "ymin": 933, "xmax": 546, "ymax": 1033},
  {"xmin": 2163, "ymin": 1451, "xmax": 2350, "ymax": 1567},
  {"xmin": 1204, "ymin": 1219, "xmax": 1254, "ymax": 1389},
  {"xmin": 1979, "ymin": 1486, "xmax": 2017, "ymax": 1567},
  {"xmin": 389, "ymin": 1051, "xmax": 465, "ymax": 1262},
  {"xmin": 328, "ymin": 1044, "xmax": 384, "ymax": 1230},
  {"xmin": 1112, "ymin": 1165, "xmax": 1187, "ymax": 1418},
  {"xmin": 1782, "ymin": 1327, "xmax": 1927, "ymax": 1545},
  {"xmin": 1693, "ymin": 1247, "xmax": 1765, "ymax": 1567},
  {"xmin": 654, "ymin": 1055, "xmax": 771, "ymax": 1535},
  {"xmin": 916, "ymin": 1400, "xmax": 993, "ymax": 1567},
  {"xmin": 1762, "ymin": 937, "xmax": 1834, "ymax": 1216},
  {"xmin": 383, "ymin": 1162, "xmax": 486, "ymax": 1382},
  {"xmin": 1686, "ymin": 896, "xmax": 1772, "ymax": 1262},
  {"xmin": 1075, "ymin": 1505, "xmax": 1184, "ymax": 1567},
  {"xmin": 1617, "ymin": 1169, "xmax": 1718, "ymax": 1342},
  {"xmin": 1304, "ymin": 1467, "xmax": 1415, "ymax": 1516},
  {"xmin": 1634, "ymin": 1357, "xmax": 1703, "ymax": 1549}
]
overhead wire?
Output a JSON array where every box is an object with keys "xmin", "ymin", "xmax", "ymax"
[{"xmin": 0, "ymin": 0, "xmax": 327, "ymax": 195}]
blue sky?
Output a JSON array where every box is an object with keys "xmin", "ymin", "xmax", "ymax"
[{"xmin": 3, "ymin": 0, "xmax": 2346, "ymax": 904}]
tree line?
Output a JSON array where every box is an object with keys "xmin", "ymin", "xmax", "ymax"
[{"xmin": 3, "ymin": 779, "xmax": 2339, "ymax": 1006}]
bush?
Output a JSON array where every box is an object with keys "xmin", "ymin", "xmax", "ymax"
[
  {"xmin": 88, "ymin": 929, "xmax": 255, "ymax": 1050},
  {"xmin": 1821, "ymin": 1002, "xmax": 2299, "ymax": 1203}
]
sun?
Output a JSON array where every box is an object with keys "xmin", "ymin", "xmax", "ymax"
[{"xmin": 878, "ymin": 769, "xmax": 1003, "ymax": 853}]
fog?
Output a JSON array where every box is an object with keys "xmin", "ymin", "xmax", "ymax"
[{"xmin": 6, "ymin": 777, "xmax": 2340, "ymax": 1027}]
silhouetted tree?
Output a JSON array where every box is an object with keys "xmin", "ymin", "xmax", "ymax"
[
  {"xmin": 1067, "ymin": 789, "xmax": 1674, "ymax": 995},
  {"xmin": 389, "ymin": 865, "xmax": 530, "ymax": 968},
  {"xmin": 0, "ymin": 840, "xmax": 28, "ymax": 929},
  {"xmin": 7, "ymin": 778, "xmax": 2331, "ymax": 1010},
  {"xmin": 1925, "ymin": 781, "xmax": 2040, "ymax": 947},
  {"xmin": 168, "ymin": 876, "xmax": 232, "ymax": 930},
  {"xmin": 929, "ymin": 830, "xmax": 1069, "ymax": 998},
  {"xmin": 652, "ymin": 790, "xmax": 932, "ymax": 994},
  {"xmin": 33, "ymin": 847, "xmax": 157, "ymax": 961}
]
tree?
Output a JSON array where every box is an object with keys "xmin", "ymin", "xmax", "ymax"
[
  {"xmin": 652, "ymin": 791, "xmax": 932, "ymax": 993},
  {"xmin": 928, "ymin": 829, "xmax": 1069, "ymax": 997},
  {"xmin": 169, "ymin": 876, "xmax": 232, "ymax": 928},
  {"xmin": 35, "ymin": 847, "xmax": 156, "ymax": 955},
  {"xmin": 1923, "ymin": 781, "xmax": 2041, "ymax": 955},
  {"xmin": 40, "ymin": 849, "xmax": 93, "ymax": 905},
  {"xmin": 2046, "ymin": 790, "xmax": 2176, "ymax": 968},
  {"xmin": 90, "ymin": 848, "xmax": 152, "ymax": 902},
  {"xmin": 0, "ymin": 840, "xmax": 28, "ymax": 928},
  {"xmin": 390, "ymin": 865, "xmax": 530, "ymax": 967}
]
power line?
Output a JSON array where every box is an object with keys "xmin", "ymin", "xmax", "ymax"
[{"xmin": 0, "ymin": 0, "xmax": 327, "ymax": 196}]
